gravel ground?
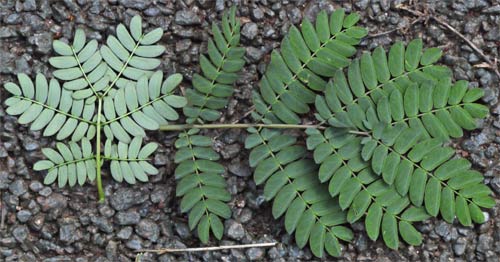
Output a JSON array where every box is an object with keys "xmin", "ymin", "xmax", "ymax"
[{"xmin": 1, "ymin": 0, "xmax": 499, "ymax": 261}]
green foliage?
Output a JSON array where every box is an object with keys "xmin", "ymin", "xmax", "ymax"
[
  {"xmin": 245, "ymin": 128, "xmax": 353, "ymax": 257},
  {"xmin": 5, "ymin": 73, "xmax": 95, "ymax": 141},
  {"xmin": 101, "ymin": 72, "xmax": 185, "ymax": 143},
  {"xmin": 247, "ymin": 10, "xmax": 493, "ymax": 258},
  {"xmin": 174, "ymin": 129, "xmax": 231, "ymax": 243},
  {"xmin": 104, "ymin": 137, "xmax": 159, "ymax": 183},
  {"xmin": 34, "ymin": 138, "xmax": 96, "ymax": 187},
  {"xmin": 2, "ymin": 6, "xmax": 495, "ymax": 258},
  {"xmin": 4, "ymin": 16, "xmax": 186, "ymax": 194},
  {"xmin": 172, "ymin": 7, "xmax": 244, "ymax": 243},
  {"xmin": 183, "ymin": 7, "xmax": 245, "ymax": 123},
  {"xmin": 251, "ymin": 9, "xmax": 367, "ymax": 124}
]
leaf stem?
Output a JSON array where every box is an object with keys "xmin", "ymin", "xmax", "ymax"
[
  {"xmin": 15, "ymin": 96, "xmax": 96, "ymax": 125},
  {"xmin": 101, "ymin": 34, "xmax": 144, "ymax": 98},
  {"xmin": 70, "ymin": 45, "xmax": 99, "ymax": 97},
  {"xmin": 159, "ymin": 123, "xmax": 325, "ymax": 131},
  {"xmin": 96, "ymin": 98, "xmax": 105, "ymax": 202},
  {"xmin": 348, "ymin": 130, "xmax": 369, "ymax": 136}
]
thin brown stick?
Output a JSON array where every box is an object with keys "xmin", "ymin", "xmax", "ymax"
[
  {"xmin": 396, "ymin": 4, "xmax": 500, "ymax": 79},
  {"xmin": 212, "ymin": 105, "xmax": 257, "ymax": 140},
  {"xmin": 137, "ymin": 242, "xmax": 277, "ymax": 255},
  {"xmin": 232, "ymin": 105, "xmax": 256, "ymax": 124},
  {"xmin": 368, "ymin": 17, "xmax": 424, "ymax": 38}
]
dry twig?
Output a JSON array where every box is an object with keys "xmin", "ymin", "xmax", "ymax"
[
  {"xmin": 368, "ymin": 17, "xmax": 424, "ymax": 38},
  {"xmin": 137, "ymin": 242, "xmax": 277, "ymax": 255},
  {"xmin": 396, "ymin": 4, "xmax": 500, "ymax": 79}
]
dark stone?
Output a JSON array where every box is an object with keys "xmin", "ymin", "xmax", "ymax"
[
  {"xmin": 98, "ymin": 205, "xmax": 115, "ymax": 218},
  {"xmin": 39, "ymin": 187, "xmax": 52, "ymax": 197},
  {"xmin": 12, "ymin": 225, "xmax": 29, "ymax": 242},
  {"xmin": 22, "ymin": 137, "xmax": 39, "ymax": 151},
  {"xmin": 30, "ymin": 33, "xmax": 53, "ymax": 54},
  {"xmin": 17, "ymin": 210, "xmax": 32, "ymax": 223},
  {"xmin": 454, "ymin": 240, "xmax": 467, "ymax": 257},
  {"xmin": 246, "ymin": 47, "xmax": 265, "ymax": 63},
  {"xmin": 136, "ymin": 219, "xmax": 159, "ymax": 241},
  {"xmin": 215, "ymin": 0, "xmax": 225, "ymax": 11},
  {"xmin": 246, "ymin": 247, "xmax": 264, "ymax": 260},
  {"xmin": 477, "ymin": 234, "xmax": 493, "ymax": 253},
  {"xmin": 39, "ymin": 193, "xmax": 67, "ymax": 211},
  {"xmin": 174, "ymin": 222, "xmax": 190, "ymax": 239},
  {"xmin": 105, "ymin": 240, "xmax": 118, "ymax": 261},
  {"xmin": 175, "ymin": 10, "xmax": 202, "ymax": 25},
  {"xmin": 23, "ymin": 0, "xmax": 37, "ymax": 11},
  {"xmin": 91, "ymin": 216, "xmax": 114, "ymax": 233},
  {"xmin": 150, "ymin": 187, "xmax": 167, "ymax": 203},
  {"xmin": 228, "ymin": 161, "xmax": 251, "ymax": 177},
  {"xmin": 125, "ymin": 237, "xmax": 143, "ymax": 250},
  {"xmin": 4, "ymin": 14, "xmax": 22, "ymax": 24},
  {"xmin": 226, "ymin": 220, "xmax": 245, "ymax": 240},
  {"xmin": 0, "ymin": 27, "xmax": 18, "ymax": 38},
  {"xmin": 110, "ymin": 188, "xmax": 148, "ymax": 211},
  {"xmin": 0, "ymin": 237, "xmax": 17, "ymax": 248},
  {"xmin": 116, "ymin": 211, "xmax": 141, "ymax": 225},
  {"xmin": 221, "ymin": 143, "xmax": 240, "ymax": 159},
  {"xmin": 118, "ymin": 0, "xmax": 149, "ymax": 10},
  {"xmin": 241, "ymin": 23, "xmax": 258, "ymax": 40},
  {"xmin": 0, "ymin": 171, "xmax": 10, "ymax": 190},
  {"xmin": 288, "ymin": 7, "xmax": 302, "ymax": 24},
  {"xmin": 251, "ymin": 8, "xmax": 265, "ymax": 21},
  {"xmin": 9, "ymin": 180, "xmax": 27, "ymax": 196},
  {"xmin": 484, "ymin": 5, "xmax": 500, "ymax": 14},
  {"xmin": 175, "ymin": 39, "xmax": 192, "ymax": 52},
  {"xmin": 29, "ymin": 181, "xmax": 44, "ymax": 192},
  {"xmin": 144, "ymin": 7, "xmax": 160, "ymax": 17},
  {"xmin": 59, "ymin": 224, "xmax": 80, "ymax": 243},
  {"xmin": 355, "ymin": 0, "xmax": 369, "ymax": 9},
  {"xmin": 117, "ymin": 226, "xmax": 133, "ymax": 240},
  {"xmin": 29, "ymin": 213, "xmax": 45, "ymax": 231}
]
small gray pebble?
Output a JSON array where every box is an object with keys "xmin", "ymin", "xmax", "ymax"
[
  {"xmin": 136, "ymin": 219, "xmax": 160, "ymax": 242},
  {"xmin": 117, "ymin": 227, "xmax": 133, "ymax": 240},
  {"xmin": 17, "ymin": 210, "xmax": 32, "ymax": 223},
  {"xmin": 241, "ymin": 23, "xmax": 258, "ymax": 40},
  {"xmin": 251, "ymin": 8, "xmax": 265, "ymax": 21},
  {"xmin": 226, "ymin": 220, "xmax": 245, "ymax": 240},
  {"xmin": 9, "ymin": 180, "xmax": 28, "ymax": 196},
  {"xmin": 175, "ymin": 10, "xmax": 202, "ymax": 25}
]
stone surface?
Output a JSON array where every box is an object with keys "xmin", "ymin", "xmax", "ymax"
[
  {"xmin": 226, "ymin": 220, "xmax": 245, "ymax": 240},
  {"xmin": 175, "ymin": 10, "xmax": 201, "ymax": 25},
  {"xmin": 241, "ymin": 22, "xmax": 258, "ymax": 40},
  {"xmin": 110, "ymin": 188, "xmax": 148, "ymax": 211},
  {"xmin": 135, "ymin": 219, "xmax": 160, "ymax": 242}
]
